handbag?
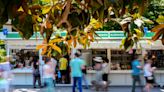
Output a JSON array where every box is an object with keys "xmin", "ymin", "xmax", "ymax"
[{"xmin": 33, "ymin": 69, "xmax": 40, "ymax": 76}]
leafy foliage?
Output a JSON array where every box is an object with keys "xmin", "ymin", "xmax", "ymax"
[
  {"xmin": 0, "ymin": 0, "xmax": 163, "ymax": 57},
  {"xmin": 151, "ymin": 15, "xmax": 164, "ymax": 45},
  {"xmin": 0, "ymin": 40, "xmax": 6, "ymax": 63},
  {"xmin": 143, "ymin": 0, "xmax": 164, "ymax": 30}
]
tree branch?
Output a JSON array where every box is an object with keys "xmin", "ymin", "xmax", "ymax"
[{"xmin": 57, "ymin": 0, "xmax": 72, "ymax": 28}]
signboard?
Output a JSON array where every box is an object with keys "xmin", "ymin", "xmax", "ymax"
[{"xmin": 5, "ymin": 31, "xmax": 155, "ymax": 40}]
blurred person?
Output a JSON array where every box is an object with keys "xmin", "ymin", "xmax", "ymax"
[
  {"xmin": 151, "ymin": 55, "xmax": 159, "ymax": 87},
  {"xmin": 102, "ymin": 57, "xmax": 110, "ymax": 84},
  {"xmin": 131, "ymin": 55, "xmax": 143, "ymax": 92},
  {"xmin": 59, "ymin": 56, "xmax": 68, "ymax": 84},
  {"xmin": 51, "ymin": 57, "xmax": 57, "ymax": 87},
  {"xmin": 43, "ymin": 57, "xmax": 54, "ymax": 92},
  {"xmin": 32, "ymin": 56, "xmax": 42, "ymax": 88},
  {"xmin": 24, "ymin": 57, "xmax": 30, "ymax": 68},
  {"xmin": 0, "ymin": 67, "xmax": 6, "ymax": 92},
  {"xmin": 82, "ymin": 65, "xmax": 89, "ymax": 89},
  {"xmin": 65, "ymin": 54, "xmax": 71, "ymax": 84},
  {"xmin": 70, "ymin": 51, "xmax": 85, "ymax": 92},
  {"xmin": 0, "ymin": 56, "xmax": 12, "ymax": 92},
  {"xmin": 91, "ymin": 57, "xmax": 108, "ymax": 91},
  {"xmin": 143, "ymin": 57, "xmax": 156, "ymax": 92}
]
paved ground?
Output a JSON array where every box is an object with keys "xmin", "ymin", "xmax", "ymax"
[{"xmin": 9, "ymin": 86, "xmax": 161, "ymax": 92}]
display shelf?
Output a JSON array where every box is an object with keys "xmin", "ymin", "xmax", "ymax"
[{"xmin": 111, "ymin": 50, "xmax": 132, "ymax": 70}]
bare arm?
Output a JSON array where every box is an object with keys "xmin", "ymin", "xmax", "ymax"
[
  {"xmin": 81, "ymin": 65, "xmax": 85, "ymax": 70},
  {"xmin": 136, "ymin": 65, "xmax": 142, "ymax": 69},
  {"xmin": 149, "ymin": 67, "xmax": 156, "ymax": 72}
]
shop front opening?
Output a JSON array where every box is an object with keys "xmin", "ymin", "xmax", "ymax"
[{"xmin": 10, "ymin": 49, "xmax": 39, "ymax": 69}]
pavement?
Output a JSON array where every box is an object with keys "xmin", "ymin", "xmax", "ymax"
[{"xmin": 8, "ymin": 86, "xmax": 161, "ymax": 92}]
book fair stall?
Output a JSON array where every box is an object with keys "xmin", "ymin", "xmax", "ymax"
[{"xmin": 2, "ymin": 31, "xmax": 164, "ymax": 86}]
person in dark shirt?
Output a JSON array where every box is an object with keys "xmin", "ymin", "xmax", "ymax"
[
  {"xmin": 32, "ymin": 56, "xmax": 42, "ymax": 88},
  {"xmin": 82, "ymin": 65, "xmax": 89, "ymax": 89}
]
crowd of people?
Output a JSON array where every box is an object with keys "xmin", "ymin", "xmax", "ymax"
[
  {"xmin": 31, "ymin": 50, "xmax": 111, "ymax": 92},
  {"xmin": 131, "ymin": 54, "xmax": 159, "ymax": 92},
  {"xmin": 1, "ymin": 50, "xmax": 164, "ymax": 92},
  {"xmin": 31, "ymin": 51, "xmax": 164, "ymax": 92}
]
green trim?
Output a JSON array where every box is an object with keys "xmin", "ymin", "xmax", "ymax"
[
  {"xmin": 5, "ymin": 31, "xmax": 155, "ymax": 40},
  {"xmin": 6, "ymin": 33, "xmax": 21, "ymax": 38},
  {"xmin": 109, "ymin": 32, "xmax": 125, "ymax": 38},
  {"xmin": 144, "ymin": 32, "xmax": 155, "ymax": 38},
  {"xmin": 60, "ymin": 32, "xmax": 67, "ymax": 36}
]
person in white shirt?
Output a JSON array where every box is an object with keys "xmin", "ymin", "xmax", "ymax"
[
  {"xmin": 43, "ymin": 57, "xmax": 54, "ymax": 92},
  {"xmin": 51, "ymin": 57, "xmax": 57, "ymax": 86},
  {"xmin": 143, "ymin": 58, "xmax": 156, "ymax": 92},
  {"xmin": 0, "ymin": 56, "xmax": 12, "ymax": 92}
]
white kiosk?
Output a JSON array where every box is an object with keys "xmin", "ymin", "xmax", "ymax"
[{"xmin": 3, "ymin": 31, "xmax": 164, "ymax": 86}]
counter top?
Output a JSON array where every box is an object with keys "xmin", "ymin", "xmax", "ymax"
[
  {"xmin": 87, "ymin": 70, "xmax": 164, "ymax": 73},
  {"xmin": 11, "ymin": 68, "xmax": 33, "ymax": 73},
  {"xmin": 11, "ymin": 69, "xmax": 164, "ymax": 74}
]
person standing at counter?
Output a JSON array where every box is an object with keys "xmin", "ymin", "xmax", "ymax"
[
  {"xmin": 70, "ymin": 51, "xmax": 85, "ymax": 92},
  {"xmin": 32, "ymin": 56, "xmax": 42, "ymax": 88},
  {"xmin": 131, "ymin": 56, "xmax": 143, "ymax": 92},
  {"xmin": 43, "ymin": 57, "xmax": 54, "ymax": 92},
  {"xmin": 82, "ymin": 65, "xmax": 89, "ymax": 89},
  {"xmin": 51, "ymin": 57, "xmax": 57, "ymax": 87},
  {"xmin": 59, "ymin": 56, "xmax": 68, "ymax": 84}
]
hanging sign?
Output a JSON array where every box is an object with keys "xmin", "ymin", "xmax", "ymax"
[
  {"xmin": 3, "ymin": 29, "xmax": 8, "ymax": 35},
  {"xmin": 144, "ymin": 27, "xmax": 148, "ymax": 35}
]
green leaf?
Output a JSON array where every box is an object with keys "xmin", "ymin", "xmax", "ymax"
[
  {"xmin": 37, "ymin": 16, "xmax": 42, "ymax": 22},
  {"xmin": 41, "ymin": 0, "xmax": 51, "ymax": 4},
  {"xmin": 70, "ymin": 29, "xmax": 77, "ymax": 36},
  {"xmin": 52, "ymin": 50, "xmax": 58, "ymax": 57},
  {"xmin": 156, "ymin": 15, "xmax": 164, "ymax": 24},
  {"xmin": 142, "ymin": 17, "xmax": 154, "ymax": 24},
  {"xmin": 42, "ymin": 5, "xmax": 51, "ymax": 14}
]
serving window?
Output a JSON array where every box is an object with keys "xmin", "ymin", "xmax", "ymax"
[
  {"xmin": 79, "ymin": 49, "xmax": 107, "ymax": 70},
  {"xmin": 10, "ymin": 49, "xmax": 39, "ymax": 69},
  {"xmin": 146, "ymin": 50, "xmax": 164, "ymax": 69},
  {"xmin": 111, "ymin": 50, "xmax": 133, "ymax": 70}
]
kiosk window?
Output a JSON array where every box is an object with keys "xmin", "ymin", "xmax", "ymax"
[
  {"xmin": 147, "ymin": 50, "xmax": 164, "ymax": 69},
  {"xmin": 111, "ymin": 50, "xmax": 132, "ymax": 70}
]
